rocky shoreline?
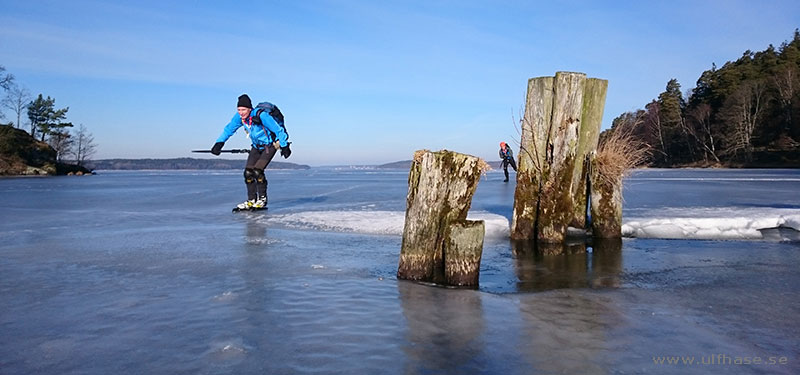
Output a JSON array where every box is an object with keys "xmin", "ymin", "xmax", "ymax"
[{"xmin": 0, "ymin": 125, "xmax": 93, "ymax": 176}]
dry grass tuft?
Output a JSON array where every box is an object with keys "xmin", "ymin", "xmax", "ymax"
[{"xmin": 594, "ymin": 127, "xmax": 649, "ymax": 185}]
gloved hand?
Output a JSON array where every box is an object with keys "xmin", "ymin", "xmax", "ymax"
[
  {"xmin": 280, "ymin": 144, "xmax": 292, "ymax": 159},
  {"xmin": 211, "ymin": 142, "xmax": 224, "ymax": 156}
]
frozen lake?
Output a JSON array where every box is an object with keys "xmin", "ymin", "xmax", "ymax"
[{"xmin": 1, "ymin": 168, "xmax": 798, "ymax": 374}]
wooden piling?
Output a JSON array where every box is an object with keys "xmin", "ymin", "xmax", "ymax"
[
  {"xmin": 536, "ymin": 71, "xmax": 586, "ymax": 243},
  {"xmin": 590, "ymin": 153, "xmax": 623, "ymax": 238},
  {"xmin": 571, "ymin": 78, "xmax": 608, "ymax": 228},
  {"xmin": 512, "ymin": 71, "xmax": 609, "ymax": 244},
  {"xmin": 397, "ymin": 150, "xmax": 486, "ymax": 284},
  {"xmin": 444, "ymin": 220, "xmax": 485, "ymax": 287},
  {"xmin": 512, "ymin": 76, "xmax": 553, "ymax": 240}
]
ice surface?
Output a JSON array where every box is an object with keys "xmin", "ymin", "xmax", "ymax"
[{"xmin": 2, "ymin": 169, "xmax": 800, "ymax": 374}]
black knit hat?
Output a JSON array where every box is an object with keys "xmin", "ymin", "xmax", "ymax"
[{"xmin": 237, "ymin": 94, "xmax": 252, "ymax": 108}]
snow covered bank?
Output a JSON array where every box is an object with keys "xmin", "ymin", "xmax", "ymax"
[
  {"xmin": 622, "ymin": 207, "xmax": 800, "ymax": 241},
  {"xmin": 267, "ymin": 207, "xmax": 800, "ymax": 242}
]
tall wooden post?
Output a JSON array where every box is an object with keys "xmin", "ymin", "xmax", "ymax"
[
  {"xmin": 571, "ymin": 78, "xmax": 608, "ymax": 228},
  {"xmin": 512, "ymin": 77, "xmax": 553, "ymax": 240},
  {"xmin": 537, "ymin": 71, "xmax": 586, "ymax": 242},
  {"xmin": 397, "ymin": 150, "xmax": 485, "ymax": 284},
  {"xmin": 512, "ymin": 72, "xmax": 608, "ymax": 244}
]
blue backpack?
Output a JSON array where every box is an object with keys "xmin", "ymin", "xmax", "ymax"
[{"xmin": 251, "ymin": 101, "xmax": 288, "ymax": 141}]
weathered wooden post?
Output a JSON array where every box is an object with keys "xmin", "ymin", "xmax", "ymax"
[
  {"xmin": 537, "ymin": 72, "xmax": 585, "ymax": 242},
  {"xmin": 397, "ymin": 150, "xmax": 486, "ymax": 285},
  {"xmin": 512, "ymin": 77, "xmax": 552, "ymax": 240},
  {"xmin": 444, "ymin": 220, "xmax": 485, "ymax": 287},
  {"xmin": 590, "ymin": 153, "xmax": 624, "ymax": 238},
  {"xmin": 571, "ymin": 79, "xmax": 608, "ymax": 228},
  {"xmin": 511, "ymin": 71, "xmax": 608, "ymax": 244},
  {"xmin": 589, "ymin": 120, "xmax": 648, "ymax": 238}
]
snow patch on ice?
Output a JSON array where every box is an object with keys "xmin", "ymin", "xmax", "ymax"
[
  {"xmin": 621, "ymin": 207, "xmax": 800, "ymax": 241},
  {"xmin": 268, "ymin": 210, "xmax": 510, "ymax": 239},
  {"xmin": 271, "ymin": 210, "xmax": 406, "ymax": 235},
  {"xmin": 268, "ymin": 207, "xmax": 799, "ymax": 241}
]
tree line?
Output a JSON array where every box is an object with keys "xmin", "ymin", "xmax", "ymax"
[
  {"xmin": 608, "ymin": 30, "xmax": 800, "ymax": 167},
  {"xmin": 0, "ymin": 66, "xmax": 97, "ymax": 166}
]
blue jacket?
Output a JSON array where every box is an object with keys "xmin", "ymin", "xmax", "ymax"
[
  {"xmin": 500, "ymin": 146, "xmax": 514, "ymax": 160},
  {"xmin": 216, "ymin": 110, "xmax": 289, "ymax": 149}
]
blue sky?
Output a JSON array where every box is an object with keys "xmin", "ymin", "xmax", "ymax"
[{"xmin": 1, "ymin": 0, "xmax": 798, "ymax": 166}]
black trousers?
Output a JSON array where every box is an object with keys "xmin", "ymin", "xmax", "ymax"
[
  {"xmin": 502, "ymin": 157, "xmax": 517, "ymax": 181},
  {"xmin": 244, "ymin": 145, "xmax": 277, "ymax": 200}
]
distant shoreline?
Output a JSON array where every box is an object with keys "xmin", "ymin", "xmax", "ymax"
[
  {"xmin": 81, "ymin": 158, "xmax": 798, "ymax": 171},
  {"xmin": 84, "ymin": 157, "xmax": 311, "ymax": 170}
]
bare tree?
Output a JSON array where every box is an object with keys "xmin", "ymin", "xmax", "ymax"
[
  {"xmin": 48, "ymin": 130, "xmax": 73, "ymax": 161},
  {"xmin": 71, "ymin": 124, "xmax": 97, "ymax": 167},
  {"xmin": 0, "ymin": 65, "xmax": 13, "ymax": 91},
  {"xmin": 643, "ymin": 101, "xmax": 668, "ymax": 164},
  {"xmin": 720, "ymin": 80, "xmax": 768, "ymax": 160},
  {"xmin": 1, "ymin": 84, "xmax": 32, "ymax": 129},
  {"xmin": 677, "ymin": 88, "xmax": 699, "ymax": 161},
  {"xmin": 772, "ymin": 64, "xmax": 798, "ymax": 133},
  {"xmin": 0, "ymin": 66, "xmax": 9, "ymax": 122},
  {"xmin": 685, "ymin": 103, "xmax": 721, "ymax": 163}
]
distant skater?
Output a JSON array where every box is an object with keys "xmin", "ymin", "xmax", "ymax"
[
  {"xmin": 499, "ymin": 141, "xmax": 517, "ymax": 182},
  {"xmin": 210, "ymin": 94, "xmax": 291, "ymax": 210}
]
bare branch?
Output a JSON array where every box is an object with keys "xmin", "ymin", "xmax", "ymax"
[{"xmin": 2, "ymin": 84, "xmax": 32, "ymax": 129}]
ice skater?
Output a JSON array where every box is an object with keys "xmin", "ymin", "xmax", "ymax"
[
  {"xmin": 210, "ymin": 94, "xmax": 291, "ymax": 211},
  {"xmin": 499, "ymin": 141, "xmax": 517, "ymax": 182}
]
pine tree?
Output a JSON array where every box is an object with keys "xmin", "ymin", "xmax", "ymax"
[
  {"xmin": 26, "ymin": 94, "xmax": 72, "ymax": 142},
  {"xmin": 656, "ymin": 79, "xmax": 686, "ymax": 163}
]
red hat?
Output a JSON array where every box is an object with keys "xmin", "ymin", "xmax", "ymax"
[{"xmin": 500, "ymin": 142, "xmax": 506, "ymax": 147}]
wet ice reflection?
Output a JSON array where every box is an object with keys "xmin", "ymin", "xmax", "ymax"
[
  {"xmin": 398, "ymin": 281, "xmax": 488, "ymax": 374},
  {"xmin": 510, "ymin": 238, "xmax": 623, "ymax": 292}
]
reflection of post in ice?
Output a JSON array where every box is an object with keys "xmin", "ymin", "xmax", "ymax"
[
  {"xmin": 510, "ymin": 240, "xmax": 623, "ymax": 373},
  {"xmin": 510, "ymin": 238, "xmax": 622, "ymax": 292},
  {"xmin": 397, "ymin": 281, "xmax": 488, "ymax": 373},
  {"xmin": 589, "ymin": 238, "xmax": 623, "ymax": 288},
  {"xmin": 515, "ymin": 284, "xmax": 620, "ymax": 373}
]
